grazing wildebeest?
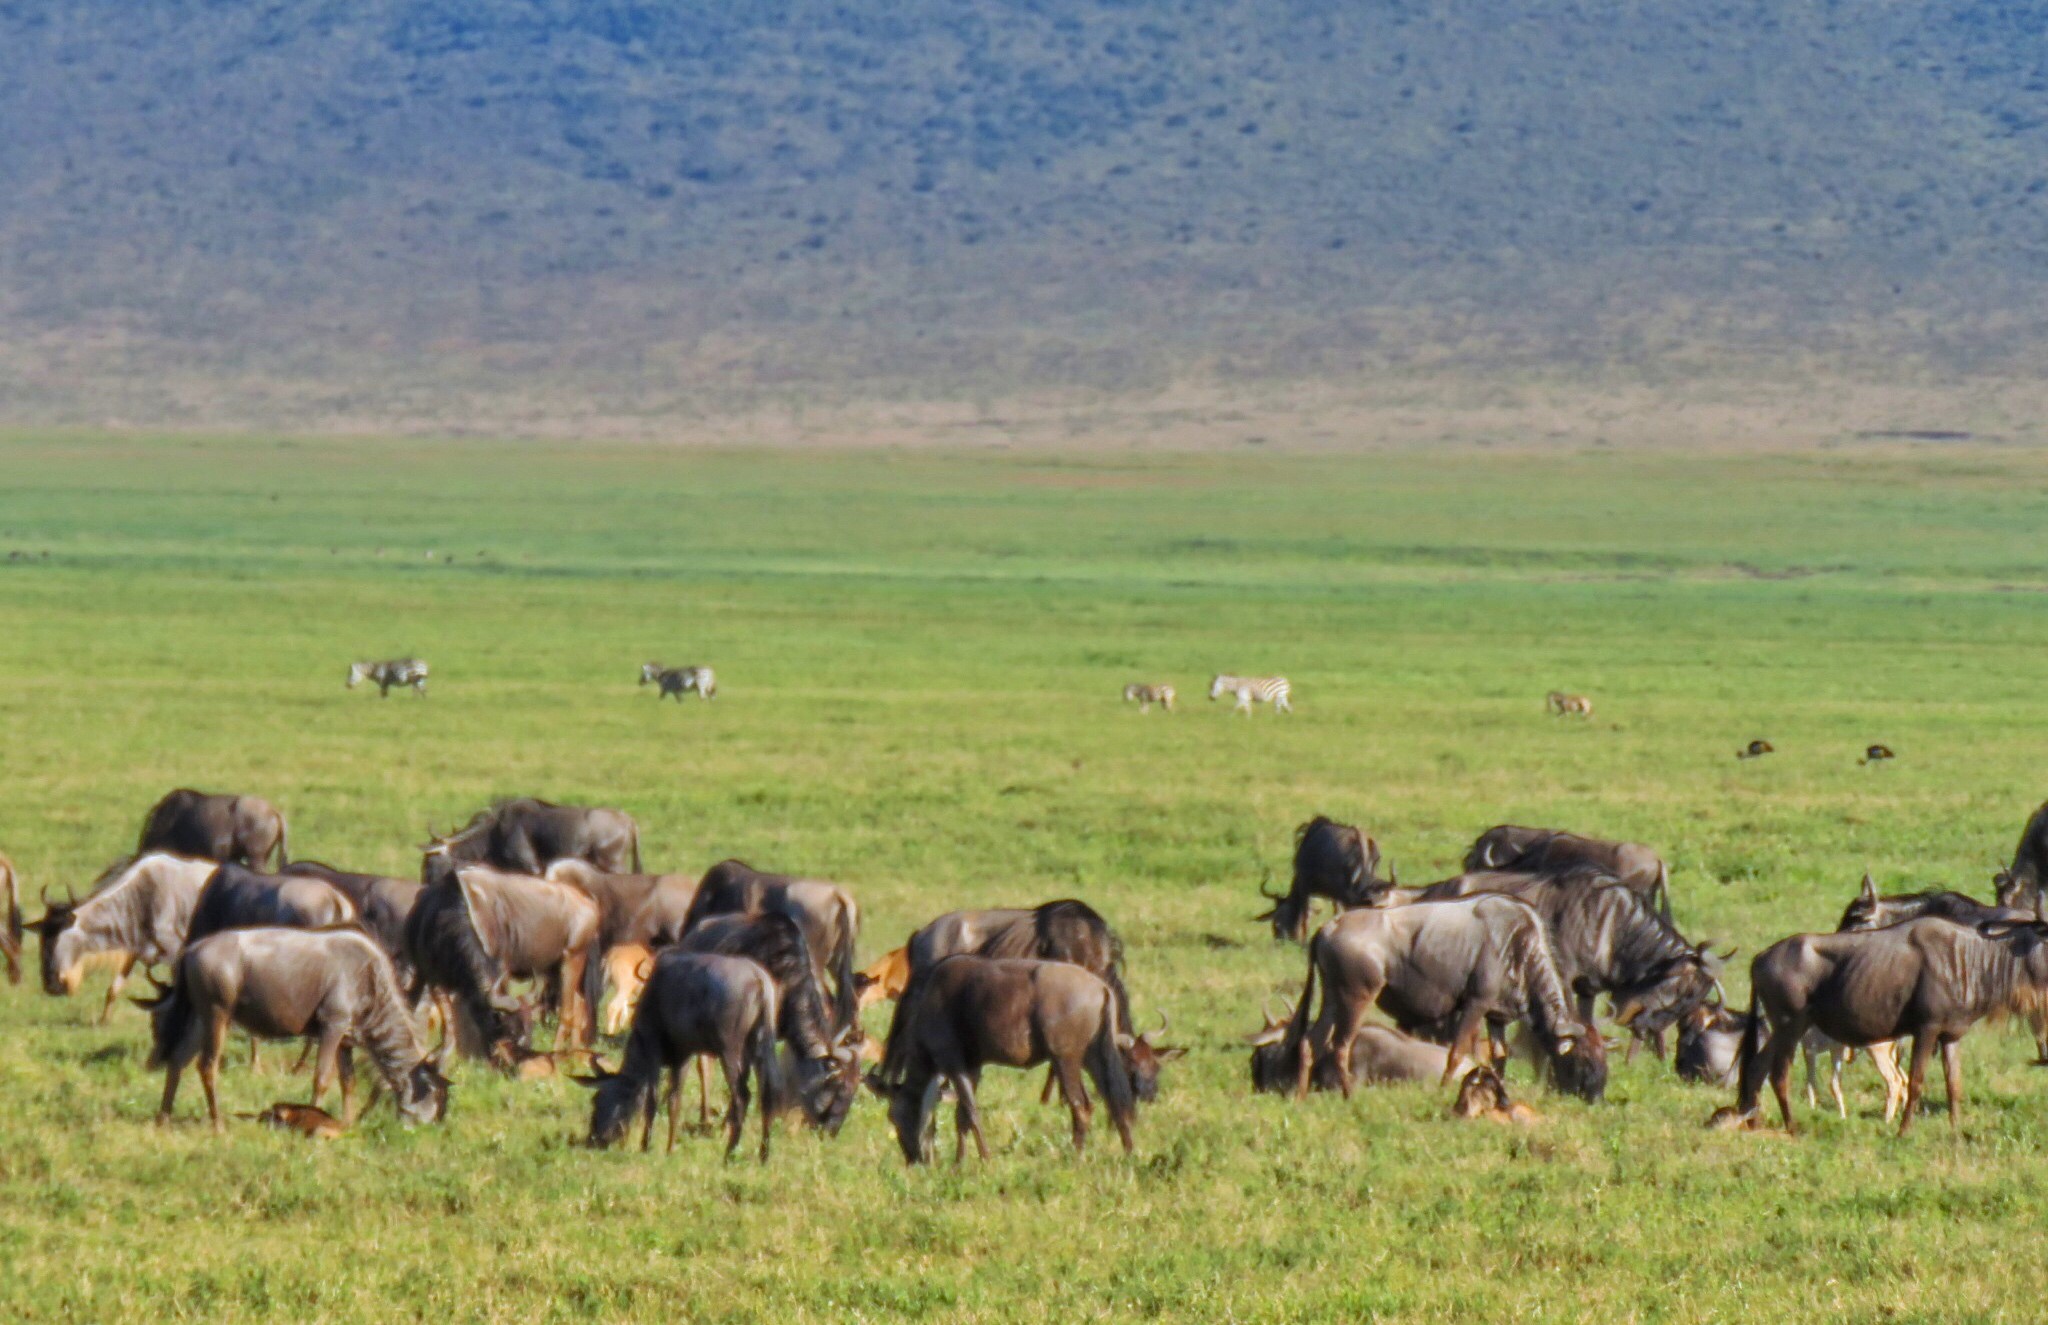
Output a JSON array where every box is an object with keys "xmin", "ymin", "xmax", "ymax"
[
  {"xmin": 1737, "ymin": 740, "xmax": 1774, "ymax": 759},
  {"xmin": 1860, "ymin": 744, "xmax": 1895, "ymax": 765},
  {"xmin": 138, "ymin": 789, "xmax": 289, "ymax": 869},
  {"xmin": 143, "ymin": 927, "xmax": 450, "ymax": 1132},
  {"xmin": 1258, "ymin": 815, "xmax": 1389, "ymax": 942},
  {"xmin": 872, "ymin": 955, "xmax": 1151, "ymax": 1163},
  {"xmin": 1462, "ymin": 825, "xmax": 1672, "ymax": 922},
  {"xmin": 346, "ymin": 657, "xmax": 429, "ymax": 696},
  {"xmin": 1121, "ymin": 683, "xmax": 1175, "ymax": 713},
  {"xmin": 185, "ymin": 864, "xmax": 357, "ymax": 947},
  {"xmin": 680, "ymin": 860, "xmax": 861, "ymax": 1032},
  {"xmin": 281, "ymin": 862, "xmax": 424, "ymax": 984},
  {"xmin": 26, "ymin": 854, "xmax": 214, "ymax": 1021},
  {"xmin": 1451, "ymin": 1065, "xmax": 1542, "ymax": 1125},
  {"xmin": 544, "ymin": 858, "xmax": 702, "ymax": 1038},
  {"xmin": 423, "ymin": 798, "xmax": 641, "ymax": 876},
  {"xmin": 1209, "ymin": 673, "xmax": 1292, "ymax": 715},
  {"xmin": 673, "ymin": 912, "xmax": 863, "ymax": 1134},
  {"xmin": 1545, "ymin": 691, "xmax": 1593, "ymax": 717},
  {"xmin": 1278, "ymin": 896, "xmax": 1607, "ymax": 1103},
  {"xmin": 405, "ymin": 860, "xmax": 601, "ymax": 1057},
  {"xmin": 576, "ymin": 951, "xmax": 787, "ymax": 1158},
  {"xmin": 1735, "ymin": 917, "xmax": 2048, "ymax": 1134},
  {"xmin": 1248, "ymin": 1003, "xmax": 1472, "ymax": 1093},
  {"xmin": 1994, "ymin": 800, "xmax": 2048, "ymax": 912},
  {"xmin": 1674, "ymin": 1002, "xmax": 1905, "ymax": 1121},
  {"xmin": 1, "ymin": 853, "xmax": 20, "ymax": 985},
  {"xmin": 640, "ymin": 662, "xmax": 716, "ymax": 701}
]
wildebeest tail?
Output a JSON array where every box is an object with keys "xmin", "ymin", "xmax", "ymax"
[
  {"xmin": 144, "ymin": 964, "xmax": 199, "ymax": 1071},
  {"xmin": 628, "ymin": 825, "xmax": 641, "ymax": 875},
  {"xmin": 581, "ymin": 940, "xmax": 608, "ymax": 1043},
  {"xmin": 750, "ymin": 1005, "xmax": 785, "ymax": 1119},
  {"xmin": 1090, "ymin": 985, "xmax": 1138, "ymax": 1123},
  {"xmin": 1278, "ymin": 929, "xmax": 1322, "ymax": 1083},
  {"xmin": 829, "ymin": 894, "xmax": 860, "ymax": 1034},
  {"xmin": 1733, "ymin": 988, "xmax": 1767, "ymax": 1116}
]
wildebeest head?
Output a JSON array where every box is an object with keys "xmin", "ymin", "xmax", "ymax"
[
  {"xmin": 1118, "ymin": 1012, "xmax": 1186, "ymax": 1103},
  {"xmin": 1247, "ymin": 1002, "xmax": 1296, "ymax": 1093},
  {"xmin": 791, "ymin": 1027, "xmax": 863, "ymax": 1135},
  {"xmin": 1546, "ymin": 1026, "xmax": 1608, "ymax": 1103},
  {"xmin": 26, "ymin": 884, "xmax": 87, "ymax": 996},
  {"xmin": 1837, "ymin": 873, "xmax": 1885, "ymax": 931},
  {"xmin": 1611, "ymin": 941, "xmax": 1729, "ymax": 1040},
  {"xmin": 420, "ymin": 813, "xmax": 492, "ymax": 866},
  {"xmin": 398, "ymin": 1049, "xmax": 453, "ymax": 1126},
  {"xmin": 575, "ymin": 1063, "xmax": 652, "ymax": 1148}
]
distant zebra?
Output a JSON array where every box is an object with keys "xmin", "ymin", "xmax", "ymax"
[
  {"xmin": 640, "ymin": 662, "xmax": 716, "ymax": 702},
  {"xmin": 1209, "ymin": 673, "xmax": 1291, "ymax": 715},
  {"xmin": 1546, "ymin": 691, "xmax": 1593, "ymax": 717},
  {"xmin": 1122, "ymin": 683, "xmax": 1176, "ymax": 714},
  {"xmin": 347, "ymin": 658, "xmax": 428, "ymax": 697}
]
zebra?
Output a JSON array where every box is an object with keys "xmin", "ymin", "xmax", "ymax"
[
  {"xmin": 347, "ymin": 658, "xmax": 428, "ymax": 697},
  {"xmin": 1208, "ymin": 673, "xmax": 1291, "ymax": 715},
  {"xmin": 1122, "ymin": 683, "xmax": 1176, "ymax": 714},
  {"xmin": 640, "ymin": 662, "xmax": 716, "ymax": 702}
]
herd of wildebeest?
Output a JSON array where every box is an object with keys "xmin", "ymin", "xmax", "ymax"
[{"xmin": 6, "ymin": 783, "xmax": 2048, "ymax": 1161}]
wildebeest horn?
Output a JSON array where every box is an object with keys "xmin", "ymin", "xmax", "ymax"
[
  {"xmin": 632, "ymin": 956, "xmax": 654, "ymax": 983},
  {"xmin": 1257, "ymin": 867, "xmax": 1284, "ymax": 902},
  {"xmin": 1860, "ymin": 872, "xmax": 1878, "ymax": 902}
]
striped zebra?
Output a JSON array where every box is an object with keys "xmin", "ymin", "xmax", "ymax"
[
  {"xmin": 1122, "ymin": 683, "xmax": 1176, "ymax": 714},
  {"xmin": 640, "ymin": 661, "xmax": 716, "ymax": 702},
  {"xmin": 1209, "ymin": 673, "xmax": 1291, "ymax": 715},
  {"xmin": 346, "ymin": 658, "xmax": 428, "ymax": 696}
]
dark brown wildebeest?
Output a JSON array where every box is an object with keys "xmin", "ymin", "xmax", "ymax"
[
  {"xmin": 1277, "ymin": 895, "xmax": 1607, "ymax": 1102},
  {"xmin": 1859, "ymin": 744, "xmax": 1895, "ymax": 765},
  {"xmin": 871, "ymin": 955, "xmax": 1151, "ymax": 1163},
  {"xmin": 26, "ymin": 854, "xmax": 215, "ymax": 1021},
  {"xmin": 137, "ymin": 789, "xmax": 289, "ymax": 869},
  {"xmin": 142, "ymin": 926, "xmax": 450, "ymax": 1132},
  {"xmin": 544, "ymin": 858, "xmax": 701, "ymax": 1038},
  {"xmin": 1463, "ymin": 825, "xmax": 1671, "ymax": 922},
  {"xmin": 1257, "ymin": 816, "xmax": 1388, "ymax": 942},
  {"xmin": 1734, "ymin": 917, "xmax": 2048, "ymax": 1134},
  {"xmin": 405, "ymin": 860, "xmax": 601, "ymax": 1057},
  {"xmin": 673, "ymin": 912, "xmax": 863, "ymax": 1133},
  {"xmin": 1994, "ymin": 800, "xmax": 2048, "ymax": 912},
  {"xmin": 423, "ymin": 797, "xmax": 641, "ymax": 876},
  {"xmin": 1248, "ymin": 1002, "xmax": 1473, "ymax": 1093},
  {"xmin": 0, "ymin": 853, "xmax": 20, "ymax": 985},
  {"xmin": 576, "ymin": 951, "xmax": 787, "ymax": 1158},
  {"xmin": 185, "ymin": 864, "xmax": 357, "ymax": 947},
  {"xmin": 282, "ymin": 862, "xmax": 425, "ymax": 986},
  {"xmin": 680, "ymin": 860, "xmax": 860, "ymax": 1032},
  {"xmin": 1737, "ymin": 739, "xmax": 1774, "ymax": 760}
]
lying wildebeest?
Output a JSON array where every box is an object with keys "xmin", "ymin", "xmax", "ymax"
[
  {"xmin": 872, "ymin": 955, "xmax": 1158, "ymax": 1163},
  {"xmin": 1258, "ymin": 815, "xmax": 1388, "ymax": 942},
  {"xmin": 577, "ymin": 951, "xmax": 787, "ymax": 1158},
  {"xmin": 1415, "ymin": 868, "xmax": 1721, "ymax": 1054},
  {"xmin": 1450, "ymin": 1065, "xmax": 1542, "ymax": 1125},
  {"xmin": 26, "ymin": 854, "xmax": 215, "ymax": 1021},
  {"xmin": 423, "ymin": 797, "xmax": 641, "ymax": 876},
  {"xmin": 1248, "ymin": 1002, "xmax": 1474, "ymax": 1093},
  {"xmin": 681, "ymin": 860, "xmax": 861, "ymax": 1032},
  {"xmin": 639, "ymin": 662, "xmax": 716, "ymax": 701},
  {"xmin": 1277, "ymin": 896, "xmax": 1607, "ymax": 1102},
  {"xmin": 1737, "ymin": 739, "xmax": 1774, "ymax": 759},
  {"xmin": 239, "ymin": 1102, "xmax": 348, "ymax": 1140},
  {"xmin": 346, "ymin": 657, "xmax": 429, "ymax": 697},
  {"xmin": 1, "ymin": 852, "xmax": 20, "ymax": 985},
  {"xmin": 673, "ymin": 912, "xmax": 862, "ymax": 1133},
  {"xmin": 138, "ymin": 789, "xmax": 289, "ymax": 869},
  {"xmin": 544, "ymin": 858, "xmax": 701, "ymax": 1039},
  {"xmin": 143, "ymin": 926, "xmax": 450, "ymax": 1132},
  {"xmin": 1674, "ymin": 1002, "xmax": 1905, "ymax": 1122},
  {"xmin": 281, "ymin": 862, "xmax": 424, "ymax": 985},
  {"xmin": 186, "ymin": 864, "xmax": 357, "ymax": 947},
  {"xmin": 1994, "ymin": 799, "xmax": 2048, "ymax": 912},
  {"xmin": 1735, "ymin": 916, "xmax": 2048, "ymax": 1133},
  {"xmin": 1860, "ymin": 744, "xmax": 1895, "ymax": 765},
  {"xmin": 405, "ymin": 860, "xmax": 601, "ymax": 1056},
  {"xmin": 1463, "ymin": 825, "xmax": 1671, "ymax": 922},
  {"xmin": 1121, "ymin": 683, "xmax": 1175, "ymax": 713}
]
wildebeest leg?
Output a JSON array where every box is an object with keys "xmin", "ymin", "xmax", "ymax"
[
  {"xmin": 1442, "ymin": 1004, "xmax": 1488, "ymax": 1089},
  {"xmin": 1327, "ymin": 981, "xmax": 1379, "ymax": 1099},
  {"xmin": 916, "ymin": 1075, "xmax": 945, "ymax": 1163},
  {"xmin": 665, "ymin": 1066, "xmax": 683, "ymax": 1155},
  {"xmin": 952, "ymin": 1070, "xmax": 988, "ymax": 1163},
  {"xmin": 156, "ymin": 1059, "xmax": 185, "ymax": 1124},
  {"xmin": 1939, "ymin": 1039, "xmax": 1963, "ymax": 1134},
  {"xmin": 98, "ymin": 953, "xmax": 137, "ymax": 1026},
  {"xmin": 1870, "ymin": 1040, "xmax": 1906, "ymax": 1123},
  {"xmin": 310, "ymin": 1030, "xmax": 344, "ymax": 1113},
  {"xmin": 1826, "ymin": 1046, "xmax": 1849, "ymax": 1119},
  {"xmin": 697, "ymin": 1054, "xmax": 712, "ymax": 1128},
  {"xmin": 337, "ymin": 1045, "xmax": 356, "ymax": 1124},
  {"xmin": 1899, "ymin": 1033, "xmax": 1934, "ymax": 1136},
  {"xmin": 201, "ymin": 1009, "xmax": 231, "ymax": 1134},
  {"xmin": 558, "ymin": 951, "xmax": 590, "ymax": 1051},
  {"xmin": 1762, "ymin": 1023, "xmax": 1800, "ymax": 1134},
  {"xmin": 1053, "ymin": 1057, "xmax": 1092, "ymax": 1153},
  {"xmin": 715, "ymin": 1049, "xmax": 750, "ymax": 1160},
  {"xmin": 1039, "ymin": 1066, "xmax": 1059, "ymax": 1105},
  {"xmin": 249, "ymin": 1038, "xmax": 262, "ymax": 1072},
  {"xmin": 288, "ymin": 1039, "xmax": 316, "ymax": 1075}
]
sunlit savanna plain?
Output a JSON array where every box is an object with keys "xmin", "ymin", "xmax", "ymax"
[{"xmin": 7, "ymin": 434, "xmax": 2048, "ymax": 1322}]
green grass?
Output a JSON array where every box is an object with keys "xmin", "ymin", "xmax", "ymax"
[{"xmin": 6, "ymin": 435, "xmax": 2048, "ymax": 1322}]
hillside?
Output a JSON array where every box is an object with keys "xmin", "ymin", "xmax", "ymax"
[{"xmin": 2, "ymin": 1, "xmax": 2047, "ymax": 434}]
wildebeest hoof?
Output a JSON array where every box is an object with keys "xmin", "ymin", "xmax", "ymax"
[{"xmin": 1704, "ymin": 1106, "xmax": 1759, "ymax": 1131}]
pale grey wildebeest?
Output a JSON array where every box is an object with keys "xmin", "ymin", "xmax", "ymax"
[
  {"xmin": 1463, "ymin": 825, "xmax": 1670, "ymax": 922},
  {"xmin": 408, "ymin": 857, "xmax": 601, "ymax": 1057},
  {"xmin": 137, "ymin": 788, "xmax": 289, "ymax": 869},
  {"xmin": 142, "ymin": 927, "xmax": 450, "ymax": 1132},
  {"xmin": 871, "ymin": 955, "xmax": 1151, "ymax": 1163},
  {"xmin": 24, "ymin": 854, "xmax": 215, "ymax": 1021},
  {"xmin": 1258, "ymin": 815, "xmax": 1389, "ymax": 942},
  {"xmin": 681, "ymin": 859, "xmax": 861, "ymax": 1033},
  {"xmin": 423, "ymin": 797, "xmax": 641, "ymax": 876},
  {"xmin": 640, "ymin": 662, "xmax": 716, "ymax": 701},
  {"xmin": 1734, "ymin": 916, "xmax": 2048, "ymax": 1134},
  {"xmin": 347, "ymin": 657, "xmax": 429, "ymax": 696},
  {"xmin": 1248, "ymin": 1002, "xmax": 1476, "ymax": 1093},
  {"xmin": 575, "ymin": 950, "xmax": 786, "ymax": 1158},
  {"xmin": 185, "ymin": 863, "xmax": 358, "ymax": 946},
  {"xmin": 1277, "ymin": 895, "xmax": 1607, "ymax": 1102}
]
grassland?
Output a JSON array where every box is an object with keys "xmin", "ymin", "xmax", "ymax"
[{"xmin": 6, "ymin": 434, "xmax": 2048, "ymax": 1322}]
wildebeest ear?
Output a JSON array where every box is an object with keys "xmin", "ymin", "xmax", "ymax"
[
  {"xmin": 1860, "ymin": 873, "xmax": 1878, "ymax": 902},
  {"xmin": 1156, "ymin": 1046, "xmax": 1190, "ymax": 1061},
  {"xmin": 861, "ymin": 1071, "xmax": 894, "ymax": 1099}
]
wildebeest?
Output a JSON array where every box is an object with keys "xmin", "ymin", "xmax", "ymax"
[
  {"xmin": 25, "ymin": 854, "xmax": 215, "ymax": 1021},
  {"xmin": 1674, "ymin": 1001, "xmax": 1905, "ymax": 1122},
  {"xmin": 680, "ymin": 860, "xmax": 861, "ymax": 1032},
  {"xmin": 576, "ymin": 951, "xmax": 786, "ymax": 1158},
  {"xmin": 405, "ymin": 861, "xmax": 601, "ymax": 1057},
  {"xmin": 0, "ymin": 853, "xmax": 19, "ymax": 985},
  {"xmin": 600, "ymin": 943, "xmax": 655, "ymax": 1036},
  {"xmin": 137, "ymin": 789, "xmax": 289, "ymax": 869},
  {"xmin": 872, "ymin": 955, "xmax": 1154, "ymax": 1163},
  {"xmin": 143, "ymin": 927, "xmax": 450, "ymax": 1132},
  {"xmin": 1994, "ymin": 799, "xmax": 2048, "ymax": 911},
  {"xmin": 185, "ymin": 864, "xmax": 357, "ymax": 947},
  {"xmin": 346, "ymin": 657, "xmax": 429, "ymax": 696},
  {"xmin": 1737, "ymin": 739, "xmax": 1774, "ymax": 759},
  {"xmin": 423, "ymin": 798, "xmax": 641, "ymax": 876},
  {"xmin": 1248, "ymin": 1003, "xmax": 1473, "ymax": 1093},
  {"xmin": 854, "ymin": 946, "xmax": 911, "ymax": 1009},
  {"xmin": 1277, "ymin": 896, "xmax": 1607, "ymax": 1102},
  {"xmin": 639, "ymin": 662, "xmax": 716, "ymax": 701},
  {"xmin": 1450, "ymin": 1065, "xmax": 1542, "ymax": 1125},
  {"xmin": 1860, "ymin": 744, "xmax": 1895, "ymax": 765},
  {"xmin": 239, "ymin": 1102, "xmax": 348, "ymax": 1139},
  {"xmin": 1462, "ymin": 825, "xmax": 1671, "ymax": 922},
  {"xmin": 281, "ymin": 862, "xmax": 425, "ymax": 983},
  {"xmin": 1258, "ymin": 815, "xmax": 1388, "ymax": 942},
  {"xmin": 1545, "ymin": 691, "xmax": 1593, "ymax": 717},
  {"xmin": 1121, "ymin": 683, "xmax": 1175, "ymax": 713},
  {"xmin": 544, "ymin": 858, "xmax": 702, "ymax": 1037},
  {"xmin": 1735, "ymin": 917, "xmax": 2048, "ymax": 1133}
]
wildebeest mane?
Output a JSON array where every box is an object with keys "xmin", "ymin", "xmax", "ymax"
[{"xmin": 404, "ymin": 878, "xmax": 509, "ymax": 1051}]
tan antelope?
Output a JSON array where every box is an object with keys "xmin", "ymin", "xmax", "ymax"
[{"xmin": 1545, "ymin": 691, "xmax": 1594, "ymax": 717}]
